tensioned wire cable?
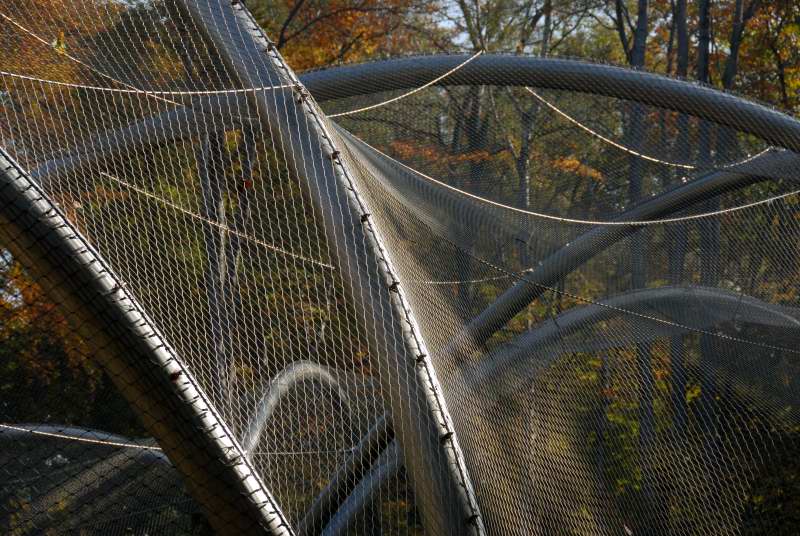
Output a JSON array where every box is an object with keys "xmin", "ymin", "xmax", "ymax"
[
  {"xmin": 314, "ymin": 51, "xmax": 776, "ymax": 173},
  {"xmin": 0, "ymin": 25, "xmax": 774, "ymax": 177},
  {"xmin": 0, "ymin": 70, "xmax": 293, "ymax": 96},
  {"xmin": 327, "ymin": 50, "xmax": 484, "ymax": 117},
  {"xmin": 0, "ymin": 5, "xmax": 454, "ymax": 532},
  {"xmin": 357, "ymin": 139, "xmax": 800, "ymax": 225},
  {"xmin": 447, "ymin": 237, "xmax": 800, "ymax": 357},
  {"xmin": 18, "ymin": 14, "xmax": 780, "ymax": 256},
  {"xmin": 0, "ymin": 8, "xmax": 290, "ymax": 120},
  {"xmin": 524, "ymin": 86, "xmax": 774, "ymax": 172},
  {"xmin": 0, "ymin": 423, "xmax": 162, "ymax": 451},
  {"xmin": 0, "ymin": 9, "xmax": 337, "ymax": 275},
  {"xmin": 4, "ymin": 2, "xmax": 792, "ymax": 524},
  {"xmin": 0, "ymin": 423, "xmax": 359, "ymax": 455},
  {"xmin": 0, "ymin": 11, "xmax": 189, "ymax": 108},
  {"xmin": 98, "ymin": 171, "xmax": 335, "ymax": 268},
  {"xmin": 0, "ymin": 8, "xmax": 784, "ymax": 175},
  {"xmin": 330, "ymin": 80, "xmax": 772, "ymax": 177},
  {"xmin": 0, "ymin": 4, "xmax": 333, "ymax": 294},
  {"xmin": 0, "ymin": 10, "xmax": 476, "ymax": 104},
  {"xmin": 414, "ymin": 274, "xmax": 515, "ymax": 285}
]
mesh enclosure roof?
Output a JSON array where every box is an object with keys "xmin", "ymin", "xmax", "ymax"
[{"xmin": 0, "ymin": 1, "xmax": 798, "ymax": 535}]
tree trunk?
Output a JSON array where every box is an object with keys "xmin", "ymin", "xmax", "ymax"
[
  {"xmin": 516, "ymin": 0, "xmax": 550, "ymax": 270},
  {"xmin": 197, "ymin": 131, "xmax": 234, "ymax": 409},
  {"xmin": 670, "ymin": 0, "xmax": 690, "ymax": 439},
  {"xmin": 698, "ymin": 0, "xmax": 759, "ymax": 422},
  {"xmin": 615, "ymin": 0, "xmax": 655, "ymax": 523}
]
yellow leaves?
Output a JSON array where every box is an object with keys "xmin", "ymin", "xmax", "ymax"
[
  {"xmin": 577, "ymin": 369, "xmax": 599, "ymax": 382},
  {"xmin": 771, "ymin": 286, "xmax": 798, "ymax": 303},
  {"xmin": 144, "ymin": 39, "xmax": 184, "ymax": 82},
  {"xmin": 390, "ymin": 139, "xmax": 455, "ymax": 166},
  {"xmin": 51, "ymin": 31, "xmax": 67, "ymax": 55},
  {"xmin": 389, "ymin": 139, "xmax": 435, "ymax": 161},
  {"xmin": 755, "ymin": 277, "xmax": 800, "ymax": 305},
  {"xmin": 577, "ymin": 356, "xmax": 603, "ymax": 383},
  {"xmin": 234, "ymin": 362, "xmax": 257, "ymax": 389},
  {"xmin": 686, "ymin": 383, "xmax": 702, "ymax": 405},
  {"xmin": 587, "ymin": 357, "xmax": 603, "ymax": 369},
  {"xmin": 452, "ymin": 149, "xmax": 498, "ymax": 164},
  {"xmin": 224, "ymin": 129, "xmax": 243, "ymax": 153},
  {"xmin": 786, "ymin": 66, "xmax": 800, "ymax": 96}
]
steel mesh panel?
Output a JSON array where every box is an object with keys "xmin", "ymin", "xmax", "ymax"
[
  {"xmin": 0, "ymin": 426, "xmax": 201, "ymax": 534},
  {"xmin": 0, "ymin": 1, "xmax": 798, "ymax": 535},
  {"xmin": 314, "ymin": 57, "xmax": 800, "ymax": 534}
]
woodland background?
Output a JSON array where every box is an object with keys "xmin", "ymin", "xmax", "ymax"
[{"xmin": 0, "ymin": 0, "xmax": 799, "ymax": 533}]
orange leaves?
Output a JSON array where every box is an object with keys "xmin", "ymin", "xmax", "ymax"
[
  {"xmin": 451, "ymin": 149, "xmax": 497, "ymax": 165},
  {"xmin": 259, "ymin": 0, "xmax": 424, "ymax": 71},
  {"xmin": 391, "ymin": 139, "xmax": 467, "ymax": 164},
  {"xmin": 388, "ymin": 139, "xmax": 605, "ymax": 197},
  {"xmin": 390, "ymin": 139, "xmax": 507, "ymax": 168},
  {"xmin": 0, "ymin": 258, "xmax": 95, "ymax": 390},
  {"xmin": 550, "ymin": 156, "xmax": 604, "ymax": 182}
]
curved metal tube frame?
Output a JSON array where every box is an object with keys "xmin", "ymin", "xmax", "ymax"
[
  {"xmin": 321, "ymin": 441, "xmax": 401, "ymax": 536},
  {"xmin": 336, "ymin": 122, "xmax": 800, "ymax": 352},
  {"xmin": 298, "ymin": 56, "xmax": 800, "ymax": 527},
  {"xmin": 479, "ymin": 285, "xmax": 800, "ymax": 394},
  {"xmin": 30, "ymin": 95, "xmax": 251, "ymax": 187},
  {"xmin": 461, "ymin": 149, "xmax": 800, "ymax": 349},
  {"xmin": 327, "ymin": 285, "xmax": 800, "ymax": 527},
  {"xmin": 32, "ymin": 54, "xmax": 800, "ymax": 354},
  {"xmin": 16, "ymin": 49, "xmax": 800, "ymax": 534},
  {"xmin": 300, "ymin": 54, "xmax": 800, "ymax": 353},
  {"xmin": 324, "ymin": 151, "xmax": 800, "ymax": 535},
  {"xmin": 302, "ymin": 54, "xmax": 800, "ymax": 153},
  {"xmin": 297, "ymin": 414, "xmax": 392, "ymax": 536},
  {"xmin": 173, "ymin": 3, "xmax": 485, "ymax": 534},
  {"xmin": 32, "ymin": 54, "xmax": 800, "ymax": 185},
  {"xmin": 242, "ymin": 361, "xmax": 350, "ymax": 458}
]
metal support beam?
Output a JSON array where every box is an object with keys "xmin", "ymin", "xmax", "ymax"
[
  {"xmin": 301, "ymin": 54, "xmax": 800, "ymax": 153},
  {"xmin": 172, "ymin": 2, "xmax": 484, "ymax": 533},
  {"xmin": 30, "ymin": 95, "xmax": 251, "ymax": 187},
  {"xmin": 18, "ymin": 45, "xmax": 800, "ymax": 533},
  {"xmin": 242, "ymin": 361, "xmax": 350, "ymax": 458},
  {"xmin": 197, "ymin": 130, "xmax": 234, "ymax": 407},
  {"xmin": 312, "ymin": 132, "xmax": 800, "ymax": 533},
  {"xmin": 334, "ymin": 125, "xmax": 800, "ymax": 352},
  {"xmin": 310, "ymin": 284, "xmax": 800, "ymax": 532},
  {"xmin": 478, "ymin": 285, "xmax": 800, "ymax": 396},
  {"xmin": 32, "ymin": 52, "xmax": 800, "ymax": 193},
  {"xmin": 0, "ymin": 148, "xmax": 291, "ymax": 535},
  {"xmin": 297, "ymin": 415, "xmax": 393, "ymax": 536},
  {"xmin": 461, "ymin": 149, "xmax": 800, "ymax": 349},
  {"xmin": 321, "ymin": 442, "xmax": 402, "ymax": 536}
]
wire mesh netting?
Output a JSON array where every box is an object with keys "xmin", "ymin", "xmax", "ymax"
[{"xmin": 0, "ymin": 1, "xmax": 798, "ymax": 535}]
